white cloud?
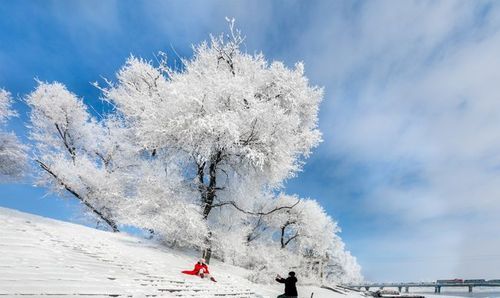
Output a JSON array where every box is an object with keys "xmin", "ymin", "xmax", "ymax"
[{"xmin": 282, "ymin": 1, "xmax": 500, "ymax": 280}]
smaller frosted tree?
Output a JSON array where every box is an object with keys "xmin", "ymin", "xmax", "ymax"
[
  {"xmin": 324, "ymin": 248, "xmax": 363, "ymax": 284},
  {"xmin": 27, "ymin": 82, "xmax": 208, "ymax": 243},
  {"xmin": 27, "ymin": 82, "xmax": 124, "ymax": 231},
  {"xmin": 0, "ymin": 89, "xmax": 27, "ymax": 182},
  {"xmin": 0, "ymin": 89, "xmax": 16, "ymax": 121},
  {"xmin": 245, "ymin": 194, "xmax": 362, "ymax": 284}
]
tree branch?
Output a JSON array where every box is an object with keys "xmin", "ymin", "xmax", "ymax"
[
  {"xmin": 284, "ymin": 232, "xmax": 299, "ymax": 247},
  {"xmin": 281, "ymin": 220, "xmax": 298, "ymax": 248},
  {"xmin": 247, "ymin": 215, "xmax": 266, "ymax": 243},
  {"xmin": 35, "ymin": 159, "xmax": 119, "ymax": 232},
  {"xmin": 54, "ymin": 123, "xmax": 76, "ymax": 161},
  {"xmin": 212, "ymin": 199, "xmax": 300, "ymax": 216}
]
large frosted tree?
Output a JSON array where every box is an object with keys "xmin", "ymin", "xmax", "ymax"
[
  {"xmin": 20, "ymin": 24, "xmax": 362, "ymax": 282},
  {"xmin": 0, "ymin": 89, "xmax": 27, "ymax": 182},
  {"xmin": 102, "ymin": 24, "xmax": 323, "ymax": 261}
]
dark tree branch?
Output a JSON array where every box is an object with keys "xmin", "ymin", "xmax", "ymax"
[
  {"xmin": 280, "ymin": 220, "xmax": 298, "ymax": 248},
  {"xmin": 54, "ymin": 123, "xmax": 76, "ymax": 161},
  {"xmin": 240, "ymin": 119, "xmax": 258, "ymax": 145},
  {"xmin": 35, "ymin": 159, "xmax": 119, "ymax": 232},
  {"xmin": 95, "ymin": 151, "xmax": 112, "ymax": 170},
  {"xmin": 212, "ymin": 199, "xmax": 300, "ymax": 216},
  {"xmin": 246, "ymin": 215, "xmax": 267, "ymax": 243},
  {"xmin": 284, "ymin": 232, "xmax": 299, "ymax": 247}
]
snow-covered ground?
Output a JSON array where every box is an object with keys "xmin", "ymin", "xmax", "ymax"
[{"xmin": 0, "ymin": 207, "xmax": 364, "ymax": 298}]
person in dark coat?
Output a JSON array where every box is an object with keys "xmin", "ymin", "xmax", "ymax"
[{"xmin": 275, "ymin": 271, "xmax": 298, "ymax": 298}]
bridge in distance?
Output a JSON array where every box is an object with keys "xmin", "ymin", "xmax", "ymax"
[{"xmin": 345, "ymin": 280, "xmax": 500, "ymax": 293}]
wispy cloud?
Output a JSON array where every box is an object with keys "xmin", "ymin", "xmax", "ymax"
[{"xmin": 281, "ymin": 0, "xmax": 500, "ymax": 281}]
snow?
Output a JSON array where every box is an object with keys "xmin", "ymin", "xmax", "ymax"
[{"xmin": 0, "ymin": 207, "xmax": 364, "ymax": 298}]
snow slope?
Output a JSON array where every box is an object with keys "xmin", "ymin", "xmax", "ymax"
[{"xmin": 0, "ymin": 207, "xmax": 364, "ymax": 298}]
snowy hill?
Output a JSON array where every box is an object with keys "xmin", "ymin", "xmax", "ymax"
[{"xmin": 0, "ymin": 207, "xmax": 364, "ymax": 298}]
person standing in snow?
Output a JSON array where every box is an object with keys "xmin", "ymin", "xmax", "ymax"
[
  {"xmin": 181, "ymin": 258, "xmax": 217, "ymax": 282},
  {"xmin": 275, "ymin": 272, "xmax": 298, "ymax": 298}
]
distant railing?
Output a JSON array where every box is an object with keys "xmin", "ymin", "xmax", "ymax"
[{"xmin": 344, "ymin": 280, "xmax": 500, "ymax": 293}]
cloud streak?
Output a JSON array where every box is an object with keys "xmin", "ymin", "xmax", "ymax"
[{"xmin": 280, "ymin": 1, "xmax": 500, "ymax": 281}]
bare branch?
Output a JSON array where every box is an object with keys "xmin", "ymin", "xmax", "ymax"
[
  {"xmin": 35, "ymin": 159, "xmax": 119, "ymax": 232},
  {"xmin": 212, "ymin": 198, "xmax": 300, "ymax": 216},
  {"xmin": 284, "ymin": 232, "xmax": 299, "ymax": 247},
  {"xmin": 54, "ymin": 123, "xmax": 76, "ymax": 161},
  {"xmin": 246, "ymin": 215, "xmax": 267, "ymax": 243},
  {"xmin": 280, "ymin": 220, "xmax": 299, "ymax": 248}
]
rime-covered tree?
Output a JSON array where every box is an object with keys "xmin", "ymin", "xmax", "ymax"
[
  {"xmin": 324, "ymin": 246, "xmax": 363, "ymax": 284},
  {"xmin": 0, "ymin": 89, "xmax": 27, "ymax": 182},
  {"xmin": 120, "ymin": 158, "xmax": 208, "ymax": 248},
  {"xmin": 27, "ymin": 82, "xmax": 208, "ymax": 242},
  {"xmin": 246, "ymin": 195, "xmax": 360, "ymax": 283},
  {"xmin": 21, "ymin": 24, "xmax": 362, "ymax": 282},
  {"xmin": 102, "ymin": 21, "xmax": 322, "ymax": 261},
  {"xmin": 27, "ymin": 82, "xmax": 125, "ymax": 231}
]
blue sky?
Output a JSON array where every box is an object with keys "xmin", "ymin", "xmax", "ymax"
[{"xmin": 2, "ymin": 0, "xmax": 500, "ymax": 282}]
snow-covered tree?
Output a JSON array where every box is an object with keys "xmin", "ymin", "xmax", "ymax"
[
  {"xmin": 101, "ymin": 21, "xmax": 322, "ymax": 261},
  {"xmin": 22, "ymin": 23, "xmax": 362, "ymax": 283},
  {"xmin": 0, "ymin": 89, "xmax": 27, "ymax": 182},
  {"xmin": 27, "ymin": 82, "xmax": 125, "ymax": 231},
  {"xmin": 324, "ymin": 248, "xmax": 363, "ymax": 284},
  {"xmin": 27, "ymin": 82, "xmax": 208, "ymax": 243},
  {"xmin": 236, "ymin": 194, "xmax": 362, "ymax": 284},
  {"xmin": 120, "ymin": 159, "xmax": 208, "ymax": 248},
  {"xmin": 0, "ymin": 89, "xmax": 16, "ymax": 121}
]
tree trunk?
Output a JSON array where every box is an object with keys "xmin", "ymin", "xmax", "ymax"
[
  {"xmin": 202, "ymin": 158, "xmax": 218, "ymax": 219},
  {"xmin": 202, "ymin": 231, "xmax": 213, "ymax": 264},
  {"xmin": 198, "ymin": 151, "xmax": 222, "ymax": 264},
  {"xmin": 202, "ymin": 247, "xmax": 212, "ymax": 262},
  {"xmin": 280, "ymin": 225, "xmax": 286, "ymax": 248}
]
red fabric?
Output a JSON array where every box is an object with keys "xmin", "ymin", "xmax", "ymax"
[{"xmin": 181, "ymin": 262, "xmax": 210, "ymax": 275}]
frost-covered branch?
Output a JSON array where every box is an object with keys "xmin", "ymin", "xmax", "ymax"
[
  {"xmin": 281, "ymin": 223, "xmax": 299, "ymax": 248},
  {"xmin": 212, "ymin": 198, "xmax": 300, "ymax": 216},
  {"xmin": 35, "ymin": 159, "xmax": 119, "ymax": 232},
  {"xmin": 26, "ymin": 82, "xmax": 128, "ymax": 232}
]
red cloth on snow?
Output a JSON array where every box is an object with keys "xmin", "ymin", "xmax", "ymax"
[{"xmin": 182, "ymin": 262, "xmax": 210, "ymax": 275}]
